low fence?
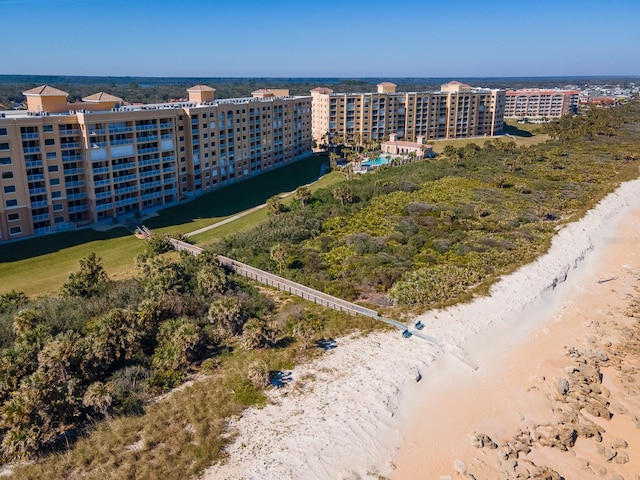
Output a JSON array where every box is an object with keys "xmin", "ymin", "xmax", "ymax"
[{"xmin": 154, "ymin": 233, "xmax": 453, "ymax": 356}]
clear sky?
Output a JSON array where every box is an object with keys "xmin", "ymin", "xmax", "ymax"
[{"xmin": 1, "ymin": 0, "xmax": 639, "ymax": 78}]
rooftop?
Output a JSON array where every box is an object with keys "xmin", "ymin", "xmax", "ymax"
[
  {"xmin": 82, "ymin": 92, "xmax": 124, "ymax": 103},
  {"xmin": 22, "ymin": 85, "xmax": 69, "ymax": 97}
]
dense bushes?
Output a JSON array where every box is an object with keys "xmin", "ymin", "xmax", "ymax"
[{"xmin": 216, "ymin": 102, "xmax": 640, "ymax": 308}]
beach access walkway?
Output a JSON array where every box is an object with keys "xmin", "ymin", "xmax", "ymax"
[{"xmin": 137, "ymin": 226, "xmax": 477, "ymax": 370}]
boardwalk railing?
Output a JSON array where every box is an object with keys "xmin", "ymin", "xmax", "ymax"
[{"xmin": 148, "ymin": 231, "xmax": 479, "ymax": 369}]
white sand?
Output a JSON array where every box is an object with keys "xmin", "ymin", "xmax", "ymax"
[{"xmin": 202, "ymin": 178, "xmax": 640, "ymax": 480}]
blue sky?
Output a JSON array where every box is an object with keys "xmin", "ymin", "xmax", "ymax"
[{"xmin": 1, "ymin": 0, "xmax": 639, "ymax": 77}]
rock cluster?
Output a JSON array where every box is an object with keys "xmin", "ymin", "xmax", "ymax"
[{"xmin": 464, "ymin": 289, "xmax": 640, "ymax": 479}]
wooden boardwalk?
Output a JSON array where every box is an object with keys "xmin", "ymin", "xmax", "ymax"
[{"xmin": 139, "ymin": 226, "xmax": 477, "ymax": 370}]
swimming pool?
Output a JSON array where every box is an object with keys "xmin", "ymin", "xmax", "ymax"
[{"xmin": 361, "ymin": 155, "xmax": 392, "ymax": 167}]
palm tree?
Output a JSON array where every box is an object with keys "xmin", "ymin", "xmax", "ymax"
[
  {"xmin": 333, "ymin": 185, "xmax": 353, "ymax": 206},
  {"xmin": 328, "ymin": 151, "xmax": 340, "ymax": 170},
  {"xmin": 208, "ymin": 297, "xmax": 244, "ymax": 336},
  {"xmin": 270, "ymin": 243, "xmax": 288, "ymax": 274},
  {"xmin": 295, "ymin": 186, "xmax": 311, "ymax": 208},
  {"xmin": 266, "ymin": 195, "xmax": 285, "ymax": 215}
]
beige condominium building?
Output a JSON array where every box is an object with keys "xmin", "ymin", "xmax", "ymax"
[
  {"xmin": 0, "ymin": 86, "xmax": 311, "ymax": 242},
  {"xmin": 504, "ymin": 88, "xmax": 579, "ymax": 118},
  {"xmin": 310, "ymin": 81, "xmax": 505, "ymax": 146}
]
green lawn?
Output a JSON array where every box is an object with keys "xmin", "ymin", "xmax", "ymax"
[
  {"xmin": 430, "ymin": 121, "xmax": 549, "ymax": 154},
  {"xmin": 146, "ymin": 155, "xmax": 329, "ymax": 235},
  {"xmin": 0, "ymin": 155, "xmax": 329, "ymax": 296},
  {"xmin": 0, "ymin": 228, "xmax": 144, "ymax": 297}
]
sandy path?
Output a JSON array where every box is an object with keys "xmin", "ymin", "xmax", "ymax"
[{"xmin": 202, "ymin": 178, "xmax": 640, "ymax": 480}]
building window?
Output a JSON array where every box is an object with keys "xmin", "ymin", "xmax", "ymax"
[
  {"xmin": 0, "ymin": 128, "xmax": 7, "ymax": 136},
  {"xmin": 0, "ymin": 143, "xmax": 9, "ymax": 151},
  {"xmin": 1, "ymin": 171, "xmax": 13, "ymax": 179},
  {"xmin": 50, "ymin": 178, "xmax": 60, "ymax": 186},
  {"xmin": 48, "ymin": 165, "xmax": 58, "ymax": 172},
  {"xmin": 43, "ymin": 125, "xmax": 54, "ymax": 132},
  {"xmin": 54, "ymin": 216, "xmax": 65, "ymax": 224},
  {"xmin": 7, "ymin": 212, "xmax": 20, "ymax": 221},
  {"xmin": 45, "ymin": 138, "xmax": 56, "ymax": 146},
  {"xmin": 51, "ymin": 191, "xmax": 62, "ymax": 198},
  {"xmin": 3, "ymin": 185, "xmax": 16, "ymax": 194},
  {"xmin": 46, "ymin": 152, "xmax": 57, "ymax": 160},
  {"xmin": 0, "ymin": 157, "xmax": 10, "ymax": 165},
  {"xmin": 53, "ymin": 204, "xmax": 63, "ymax": 211},
  {"xmin": 9, "ymin": 226, "xmax": 21, "ymax": 236},
  {"xmin": 5, "ymin": 199, "xmax": 17, "ymax": 207}
]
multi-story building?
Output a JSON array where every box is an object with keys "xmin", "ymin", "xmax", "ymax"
[
  {"xmin": 310, "ymin": 81, "xmax": 505, "ymax": 146},
  {"xmin": 504, "ymin": 88, "xmax": 579, "ymax": 118},
  {"xmin": 0, "ymin": 86, "xmax": 312, "ymax": 242}
]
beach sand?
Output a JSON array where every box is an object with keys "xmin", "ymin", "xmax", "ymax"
[
  {"xmin": 202, "ymin": 179, "xmax": 640, "ymax": 480},
  {"xmin": 392, "ymin": 198, "xmax": 640, "ymax": 479}
]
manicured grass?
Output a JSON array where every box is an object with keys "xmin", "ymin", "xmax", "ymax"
[
  {"xmin": 0, "ymin": 228, "xmax": 144, "ymax": 297},
  {"xmin": 146, "ymin": 155, "xmax": 328, "ymax": 236},
  {"xmin": 0, "ymin": 156, "xmax": 329, "ymax": 296},
  {"xmin": 189, "ymin": 170, "xmax": 345, "ymax": 245},
  {"xmin": 429, "ymin": 123, "xmax": 549, "ymax": 154}
]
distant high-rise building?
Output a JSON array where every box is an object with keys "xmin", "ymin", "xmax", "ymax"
[
  {"xmin": 0, "ymin": 86, "xmax": 312, "ymax": 242},
  {"xmin": 504, "ymin": 88, "xmax": 579, "ymax": 118},
  {"xmin": 310, "ymin": 81, "xmax": 506, "ymax": 147}
]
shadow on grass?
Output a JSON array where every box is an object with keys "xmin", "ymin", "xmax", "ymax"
[
  {"xmin": 0, "ymin": 156, "xmax": 328, "ymax": 263},
  {"xmin": 143, "ymin": 155, "xmax": 328, "ymax": 230},
  {"xmin": 503, "ymin": 123, "xmax": 534, "ymax": 138},
  {"xmin": 0, "ymin": 227, "xmax": 132, "ymax": 263}
]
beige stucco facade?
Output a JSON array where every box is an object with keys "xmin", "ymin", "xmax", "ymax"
[
  {"xmin": 0, "ymin": 86, "xmax": 312, "ymax": 242},
  {"xmin": 311, "ymin": 81, "xmax": 505, "ymax": 147},
  {"xmin": 504, "ymin": 89, "xmax": 579, "ymax": 118}
]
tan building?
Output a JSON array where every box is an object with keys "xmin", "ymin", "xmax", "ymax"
[
  {"xmin": 504, "ymin": 88, "xmax": 579, "ymax": 118},
  {"xmin": 0, "ymin": 86, "xmax": 312, "ymax": 242},
  {"xmin": 380, "ymin": 133, "xmax": 433, "ymax": 160},
  {"xmin": 311, "ymin": 81, "xmax": 505, "ymax": 146}
]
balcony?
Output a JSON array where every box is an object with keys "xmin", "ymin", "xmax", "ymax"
[
  {"xmin": 136, "ymin": 124, "xmax": 157, "ymax": 131},
  {"xmin": 112, "ymin": 162, "xmax": 136, "ymax": 171},
  {"xmin": 21, "ymin": 132, "xmax": 39, "ymax": 139},
  {"xmin": 31, "ymin": 200, "xmax": 48, "ymax": 209},
  {"xmin": 96, "ymin": 203, "xmax": 113, "ymax": 212},
  {"xmin": 60, "ymin": 142, "xmax": 81, "ymax": 150},
  {"xmin": 27, "ymin": 174, "xmax": 45, "ymax": 182},
  {"xmin": 65, "ymin": 180, "xmax": 85, "ymax": 188},
  {"xmin": 108, "ymin": 126, "xmax": 133, "ymax": 133},
  {"xmin": 113, "ymin": 174, "xmax": 137, "ymax": 184},
  {"xmin": 110, "ymin": 138, "xmax": 134, "ymax": 146},
  {"xmin": 29, "ymin": 187, "xmax": 47, "ymax": 195},
  {"xmin": 115, "ymin": 197, "xmax": 138, "ymax": 207},
  {"xmin": 54, "ymin": 222, "xmax": 74, "ymax": 231},
  {"xmin": 34, "ymin": 226, "xmax": 51, "ymax": 235},
  {"xmin": 163, "ymin": 166, "xmax": 175, "ymax": 173},
  {"xmin": 89, "ymin": 128, "xmax": 106, "ymax": 135},
  {"xmin": 164, "ymin": 188, "xmax": 177, "ymax": 196},
  {"xmin": 161, "ymin": 134, "xmax": 173, "ymax": 140},
  {"xmin": 62, "ymin": 155, "xmax": 83, "ymax": 162},
  {"xmin": 93, "ymin": 166, "xmax": 110, "ymax": 175},
  {"xmin": 137, "ymin": 134, "xmax": 158, "ymax": 143},
  {"xmin": 159, "ymin": 122, "xmax": 173, "ymax": 129},
  {"xmin": 140, "ymin": 180, "xmax": 162, "ymax": 189},
  {"xmin": 142, "ymin": 191, "xmax": 163, "ymax": 201},
  {"xmin": 164, "ymin": 177, "xmax": 175, "ymax": 185},
  {"xmin": 90, "ymin": 141, "xmax": 108, "ymax": 148},
  {"xmin": 25, "ymin": 160, "xmax": 43, "ymax": 168},
  {"xmin": 96, "ymin": 191, "xmax": 112, "ymax": 199},
  {"xmin": 114, "ymin": 185, "xmax": 138, "ymax": 195},
  {"xmin": 68, "ymin": 204, "xmax": 88, "ymax": 213},
  {"xmin": 138, "ymin": 147, "xmax": 159, "ymax": 155},
  {"xmin": 23, "ymin": 147, "xmax": 41, "ymax": 154},
  {"xmin": 67, "ymin": 192, "xmax": 87, "ymax": 200},
  {"xmin": 139, "ymin": 158, "xmax": 160, "ymax": 167},
  {"xmin": 64, "ymin": 167, "xmax": 84, "ymax": 175},
  {"xmin": 59, "ymin": 129, "xmax": 80, "ymax": 136},
  {"xmin": 140, "ymin": 169, "xmax": 161, "ymax": 178}
]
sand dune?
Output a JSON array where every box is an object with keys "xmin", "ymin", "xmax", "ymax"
[{"xmin": 202, "ymin": 178, "xmax": 640, "ymax": 480}]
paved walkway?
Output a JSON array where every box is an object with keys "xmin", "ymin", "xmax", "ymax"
[{"xmin": 184, "ymin": 162, "xmax": 329, "ymax": 238}]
